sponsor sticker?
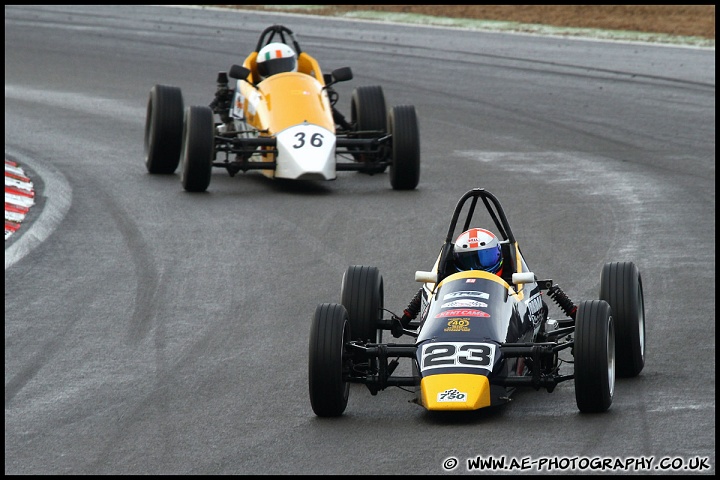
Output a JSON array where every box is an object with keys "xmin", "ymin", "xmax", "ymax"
[
  {"xmin": 525, "ymin": 293, "xmax": 544, "ymax": 326},
  {"xmin": 436, "ymin": 309, "xmax": 490, "ymax": 318},
  {"xmin": 443, "ymin": 291, "xmax": 490, "ymax": 300},
  {"xmin": 442, "ymin": 299, "xmax": 487, "ymax": 309},
  {"xmin": 444, "ymin": 318, "xmax": 471, "ymax": 332},
  {"xmin": 247, "ymin": 90, "xmax": 260, "ymax": 115},
  {"xmin": 231, "ymin": 90, "xmax": 245, "ymax": 119},
  {"xmin": 437, "ymin": 388, "xmax": 467, "ymax": 402}
]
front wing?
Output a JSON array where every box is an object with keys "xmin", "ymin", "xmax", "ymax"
[
  {"xmin": 212, "ymin": 129, "xmax": 391, "ymax": 176},
  {"xmin": 346, "ymin": 339, "xmax": 574, "ymax": 411}
]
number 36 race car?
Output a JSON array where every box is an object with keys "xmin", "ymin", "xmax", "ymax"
[
  {"xmin": 309, "ymin": 188, "xmax": 646, "ymax": 416},
  {"xmin": 144, "ymin": 24, "xmax": 421, "ymax": 192}
]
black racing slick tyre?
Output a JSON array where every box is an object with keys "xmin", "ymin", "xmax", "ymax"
[
  {"xmin": 180, "ymin": 106, "xmax": 214, "ymax": 192},
  {"xmin": 600, "ymin": 262, "xmax": 645, "ymax": 378},
  {"xmin": 388, "ymin": 105, "xmax": 420, "ymax": 190},
  {"xmin": 574, "ymin": 300, "xmax": 615, "ymax": 413},
  {"xmin": 350, "ymin": 85, "xmax": 387, "ymax": 173},
  {"xmin": 341, "ymin": 265, "xmax": 384, "ymax": 343},
  {"xmin": 145, "ymin": 84, "xmax": 184, "ymax": 174},
  {"xmin": 309, "ymin": 303, "xmax": 350, "ymax": 417}
]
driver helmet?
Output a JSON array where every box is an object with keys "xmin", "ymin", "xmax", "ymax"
[
  {"xmin": 453, "ymin": 228, "xmax": 503, "ymax": 274},
  {"xmin": 256, "ymin": 42, "xmax": 297, "ymax": 80}
]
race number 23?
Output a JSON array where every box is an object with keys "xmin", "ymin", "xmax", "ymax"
[
  {"xmin": 420, "ymin": 342, "xmax": 495, "ymax": 372},
  {"xmin": 293, "ymin": 131, "xmax": 324, "ymax": 149}
]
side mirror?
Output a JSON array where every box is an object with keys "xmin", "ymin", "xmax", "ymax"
[
  {"xmin": 324, "ymin": 66, "xmax": 353, "ymax": 89},
  {"xmin": 331, "ymin": 66, "xmax": 353, "ymax": 82},
  {"xmin": 415, "ymin": 271, "xmax": 438, "ymax": 284},
  {"xmin": 229, "ymin": 64, "xmax": 251, "ymax": 82},
  {"xmin": 512, "ymin": 272, "xmax": 536, "ymax": 285}
]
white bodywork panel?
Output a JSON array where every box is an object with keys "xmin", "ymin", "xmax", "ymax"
[{"xmin": 274, "ymin": 123, "xmax": 336, "ymax": 180}]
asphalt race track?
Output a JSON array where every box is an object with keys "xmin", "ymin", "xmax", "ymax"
[{"xmin": 5, "ymin": 5, "xmax": 715, "ymax": 475}]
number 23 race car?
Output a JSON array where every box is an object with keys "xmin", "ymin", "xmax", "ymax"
[
  {"xmin": 309, "ymin": 188, "xmax": 646, "ymax": 416},
  {"xmin": 144, "ymin": 24, "xmax": 421, "ymax": 192}
]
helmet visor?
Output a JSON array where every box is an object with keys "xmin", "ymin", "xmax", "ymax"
[
  {"xmin": 257, "ymin": 57, "xmax": 296, "ymax": 78},
  {"xmin": 457, "ymin": 247, "xmax": 502, "ymax": 273}
]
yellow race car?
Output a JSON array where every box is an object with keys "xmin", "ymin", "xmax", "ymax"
[{"xmin": 144, "ymin": 24, "xmax": 420, "ymax": 192}]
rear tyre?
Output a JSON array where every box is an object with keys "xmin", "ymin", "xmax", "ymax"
[
  {"xmin": 574, "ymin": 300, "xmax": 615, "ymax": 413},
  {"xmin": 341, "ymin": 265, "xmax": 383, "ymax": 343},
  {"xmin": 350, "ymin": 85, "xmax": 387, "ymax": 173},
  {"xmin": 145, "ymin": 84, "xmax": 184, "ymax": 174},
  {"xmin": 388, "ymin": 105, "xmax": 420, "ymax": 190},
  {"xmin": 308, "ymin": 303, "xmax": 350, "ymax": 417},
  {"xmin": 600, "ymin": 262, "xmax": 645, "ymax": 378},
  {"xmin": 180, "ymin": 106, "xmax": 214, "ymax": 192}
]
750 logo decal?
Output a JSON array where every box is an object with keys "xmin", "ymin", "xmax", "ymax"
[
  {"xmin": 437, "ymin": 389, "xmax": 467, "ymax": 402},
  {"xmin": 420, "ymin": 342, "xmax": 496, "ymax": 372}
]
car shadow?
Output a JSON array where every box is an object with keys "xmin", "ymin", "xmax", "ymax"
[
  {"xmin": 421, "ymin": 403, "xmax": 511, "ymax": 425},
  {"xmin": 254, "ymin": 176, "xmax": 334, "ymax": 195}
]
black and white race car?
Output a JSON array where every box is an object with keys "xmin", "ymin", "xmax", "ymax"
[{"xmin": 309, "ymin": 188, "xmax": 646, "ymax": 416}]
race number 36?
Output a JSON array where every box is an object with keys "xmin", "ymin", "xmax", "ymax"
[
  {"xmin": 293, "ymin": 131, "xmax": 324, "ymax": 149},
  {"xmin": 420, "ymin": 342, "xmax": 495, "ymax": 372}
]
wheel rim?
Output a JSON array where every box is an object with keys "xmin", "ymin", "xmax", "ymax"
[
  {"xmin": 607, "ymin": 316, "xmax": 616, "ymax": 397},
  {"xmin": 339, "ymin": 321, "xmax": 350, "ymax": 398},
  {"xmin": 637, "ymin": 286, "xmax": 645, "ymax": 360},
  {"xmin": 145, "ymin": 101, "xmax": 154, "ymax": 153}
]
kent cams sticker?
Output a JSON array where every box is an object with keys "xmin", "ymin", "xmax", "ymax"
[{"xmin": 436, "ymin": 309, "xmax": 490, "ymax": 318}]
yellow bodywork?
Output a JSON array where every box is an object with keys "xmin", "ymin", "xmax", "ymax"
[
  {"xmin": 239, "ymin": 72, "xmax": 335, "ymax": 134},
  {"xmin": 236, "ymin": 51, "xmax": 335, "ymax": 176},
  {"xmin": 420, "ymin": 373, "xmax": 491, "ymax": 410}
]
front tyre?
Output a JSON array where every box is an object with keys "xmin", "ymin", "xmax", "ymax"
[
  {"xmin": 340, "ymin": 265, "xmax": 383, "ymax": 343},
  {"xmin": 350, "ymin": 85, "xmax": 387, "ymax": 173},
  {"xmin": 180, "ymin": 106, "xmax": 214, "ymax": 192},
  {"xmin": 308, "ymin": 303, "xmax": 350, "ymax": 417},
  {"xmin": 145, "ymin": 84, "xmax": 184, "ymax": 174},
  {"xmin": 574, "ymin": 300, "xmax": 615, "ymax": 413},
  {"xmin": 388, "ymin": 105, "xmax": 420, "ymax": 190},
  {"xmin": 599, "ymin": 262, "xmax": 645, "ymax": 377}
]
